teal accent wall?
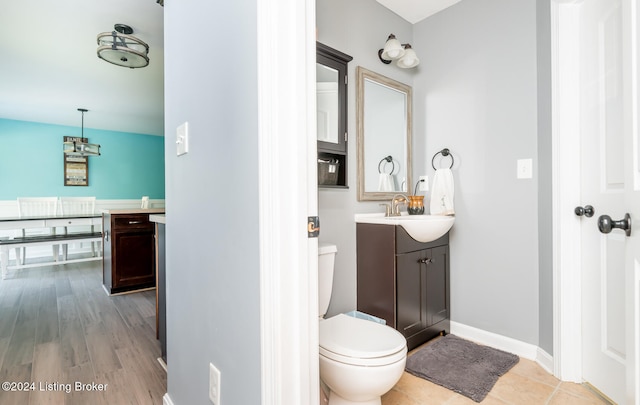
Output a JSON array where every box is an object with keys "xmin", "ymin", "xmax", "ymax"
[{"xmin": 0, "ymin": 119, "xmax": 165, "ymax": 200}]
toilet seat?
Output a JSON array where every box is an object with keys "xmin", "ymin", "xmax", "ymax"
[{"xmin": 319, "ymin": 314, "xmax": 407, "ymax": 366}]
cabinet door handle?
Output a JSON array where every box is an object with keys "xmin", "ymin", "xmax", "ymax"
[
  {"xmin": 128, "ymin": 221, "xmax": 143, "ymax": 225},
  {"xmin": 417, "ymin": 258, "xmax": 432, "ymax": 264}
]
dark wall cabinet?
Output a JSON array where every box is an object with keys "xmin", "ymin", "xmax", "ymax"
[
  {"xmin": 103, "ymin": 213, "xmax": 156, "ymax": 294},
  {"xmin": 356, "ymin": 223, "xmax": 450, "ymax": 351},
  {"xmin": 317, "ymin": 42, "xmax": 352, "ymax": 188}
]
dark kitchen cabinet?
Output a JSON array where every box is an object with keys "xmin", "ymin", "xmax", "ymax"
[
  {"xmin": 357, "ymin": 223, "xmax": 450, "ymax": 351},
  {"xmin": 155, "ymin": 221, "xmax": 166, "ymax": 364},
  {"xmin": 103, "ymin": 213, "xmax": 156, "ymax": 294}
]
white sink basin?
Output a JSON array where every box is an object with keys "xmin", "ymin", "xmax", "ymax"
[{"xmin": 355, "ymin": 213, "xmax": 455, "ymax": 243}]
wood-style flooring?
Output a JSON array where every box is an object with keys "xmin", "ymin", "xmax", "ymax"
[{"xmin": 0, "ymin": 258, "xmax": 166, "ymax": 405}]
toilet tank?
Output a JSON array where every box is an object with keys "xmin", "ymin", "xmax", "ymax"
[{"xmin": 318, "ymin": 243, "xmax": 337, "ymax": 318}]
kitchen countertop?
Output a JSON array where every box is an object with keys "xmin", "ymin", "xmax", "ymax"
[
  {"xmin": 100, "ymin": 208, "xmax": 165, "ymax": 215},
  {"xmin": 149, "ymin": 214, "xmax": 166, "ymax": 224}
]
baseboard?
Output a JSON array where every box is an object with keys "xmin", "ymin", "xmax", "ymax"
[
  {"xmin": 536, "ymin": 346, "xmax": 554, "ymax": 374},
  {"xmin": 450, "ymin": 321, "xmax": 550, "ymax": 367},
  {"xmin": 163, "ymin": 393, "xmax": 174, "ymax": 405}
]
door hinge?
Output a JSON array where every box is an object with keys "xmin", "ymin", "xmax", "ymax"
[
  {"xmin": 344, "ymin": 132, "xmax": 348, "ymax": 142},
  {"xmin": 345, "ymin": 74, "xmax": 348, "ymax": 85},
  {"xmin": 308, "ymin": 216, "xmax": 320, "ymax": 238}
]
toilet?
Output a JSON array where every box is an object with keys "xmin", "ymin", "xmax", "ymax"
[{"xmin": 318, "ymin": 243, "xmax": 407, "ymax": 405}]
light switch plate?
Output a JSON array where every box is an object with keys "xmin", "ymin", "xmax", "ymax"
[
  {"xmin": 177, "ymin": 122, "xmax": 189, "ymax": 156},
  {"xmin": 517, "ymin": 158, "xmax": 533, "ymax": 179}
]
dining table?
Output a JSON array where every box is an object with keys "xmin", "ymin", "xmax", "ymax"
[{"xmin": 0, "ymin": 213, "xmax": 103, "ymax": 279}]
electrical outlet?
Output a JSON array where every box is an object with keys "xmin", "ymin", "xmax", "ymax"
[
  {"xmin": 209, "ymin": 363, "xmax": 221, "ymax": 405},
  {"xmin": 419, "ymin": 175, "xmax": 429, "ymax": 191}
]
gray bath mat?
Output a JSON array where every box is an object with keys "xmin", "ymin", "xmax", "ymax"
[{"xmin": 405, "ymin": 334, "xmax": 519, "ymax": 402}]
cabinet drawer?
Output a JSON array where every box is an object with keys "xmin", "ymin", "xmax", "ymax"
[{"xmin": 112, "ymin": 215, "xmax": 153, "ymax": 230}]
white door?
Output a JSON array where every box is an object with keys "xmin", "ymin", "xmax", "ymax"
[{"xmin": 576, "ymin": 0, "xmax": 640, "ymax": 403}]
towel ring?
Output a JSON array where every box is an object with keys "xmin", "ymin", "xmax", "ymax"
[
  {"xmin": 378, "ymin": 155, "xmax": 395, "ymax": 174},
  {"xmin": 431, "ymin": 148, "xmax": 454, "ymax": 170}
]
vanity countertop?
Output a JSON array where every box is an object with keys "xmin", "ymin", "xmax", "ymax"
[
  {"xmin": 100, "ymin": 208, "xmax": 166, "ymax": 215},
  {"xmin": 355, "ymin": 212, "xmax": 408, "ymax": 224}
]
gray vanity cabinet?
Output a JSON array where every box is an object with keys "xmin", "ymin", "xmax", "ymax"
[{"xmin": 357, "ymin": 223, "xmax": 450, "ymax": 351}]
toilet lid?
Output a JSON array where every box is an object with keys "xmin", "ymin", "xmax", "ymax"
[{"xmin": 319, "ymin": 314, "xmax": 406, "ymax": 365}]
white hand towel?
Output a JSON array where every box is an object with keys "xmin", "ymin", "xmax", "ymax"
[
  {"xmin": 430, "ymin": 168, "xmax": 455, "ymax": 216},
  {"xmin": 378, "ymin": 173, "xmax": 394, "ymax": 192}
]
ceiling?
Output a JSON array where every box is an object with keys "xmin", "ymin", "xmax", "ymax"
[
  {"xmin": 0, "ymin": 0, "xmax": 457, "ymax": 137},
  {"xmin": 0, "ymin": 0, "xmax": 164, "ymax": 136},
  {"xmin": 376, "ymin": 0, "xmax": 462, "ymax": 24}
]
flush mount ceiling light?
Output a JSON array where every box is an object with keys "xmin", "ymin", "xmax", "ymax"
[
  {"xmin": 63, "ymin": 109, "xmax": 101, "ymax": 157},
  {"xmin": 378, "ymin": 34, "xmax": 420, "ymax": 69},
  {"xmin": 97, "ymin": 24, "xmax": 149, "ymax": 69}
]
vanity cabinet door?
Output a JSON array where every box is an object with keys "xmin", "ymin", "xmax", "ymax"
[
  {"xmin": 396, "ymin": 245, "xmax": 449, "ymax": 339},
  {"xmin": 425, "ymin": 245, "xmax": 448, "ymax": 327},
  {"xmin": 396, "ymin": 249, "xmax": 427, "ymax": 339}
]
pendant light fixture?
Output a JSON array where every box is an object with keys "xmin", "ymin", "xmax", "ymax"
[
  {"xmin": 63, "ymin": 109, "xmax": 101, "ymax": 157},
  {"xmin": 97, "ymin": 24, "xmax": 149, "ymax": 69}
]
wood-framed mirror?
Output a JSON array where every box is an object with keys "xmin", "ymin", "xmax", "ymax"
[{"xmin": 356, "ymin": 66, "xmax": 412, "ymax": 201}]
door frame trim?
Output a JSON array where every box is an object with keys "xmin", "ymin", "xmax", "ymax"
[
  {"xmin": 257, "ymin": 0, "xmax": 318, "ymax": 404},
  {"xmin": 551, "ymin": 0, "xmax": 584, "ymax": 383},
  {"xmin": 624, "ymin": 1, "xmax": 640, "ymax": 401}
]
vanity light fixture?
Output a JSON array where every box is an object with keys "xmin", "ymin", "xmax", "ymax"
[
  {"xmin": 97, "ymin": 24, "xmax": 149, "ymax": 69},
  {"xmin": 63, "ymin": 109, "xmax": 101, "ymax": 157},
  {"xmin": 378, "ymin": 34, "xmax": 420, "ymax": 69}
]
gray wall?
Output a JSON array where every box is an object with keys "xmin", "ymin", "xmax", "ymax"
[
  {"xmin": 413, "ymin": 0, "xmax": 540, "ymax": 345},
  {"xmin": 536, "ymin": 0, "xmax": 554, "ymax": 355},
  {"xmin": 162, "ymin": 2, "xmax": 553, "ymax": 402},
  {"xmin": 319, "ymin": 0, "xmax": 549, "ymax": 348},
  {"xmin": 316, "ymin": 0, "xmax": 415, "ymax": 317},
  {"xmin": 164, "ymin": 1, "xmax": 262, "ymax": 404}
]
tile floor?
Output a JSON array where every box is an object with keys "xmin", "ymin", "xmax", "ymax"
[{"xmin": 382, "ymin": 342, "xmax": 611, "ymax": 405}]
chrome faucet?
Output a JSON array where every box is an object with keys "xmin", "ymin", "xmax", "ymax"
[{"xmin": 390, "ymin": 194, "xmax": 407, "ymax": 216}]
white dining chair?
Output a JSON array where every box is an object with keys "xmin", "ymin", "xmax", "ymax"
[
  {"xmin": 59, "ymin": 196, "xmax": 98, "ymax": 259},
  {"xmin": 16, "ymin": 197, "xmax": 60, "ymax": 265}
]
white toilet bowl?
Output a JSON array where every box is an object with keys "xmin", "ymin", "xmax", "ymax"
[{"xmin": 319, "ymin": 313, "xmax": 407, "ymax": 405}]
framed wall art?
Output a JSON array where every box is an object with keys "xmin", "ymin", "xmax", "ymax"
[{"xmin": 63, "ymin": 136, "xmax": 89, "ymax": 186}]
